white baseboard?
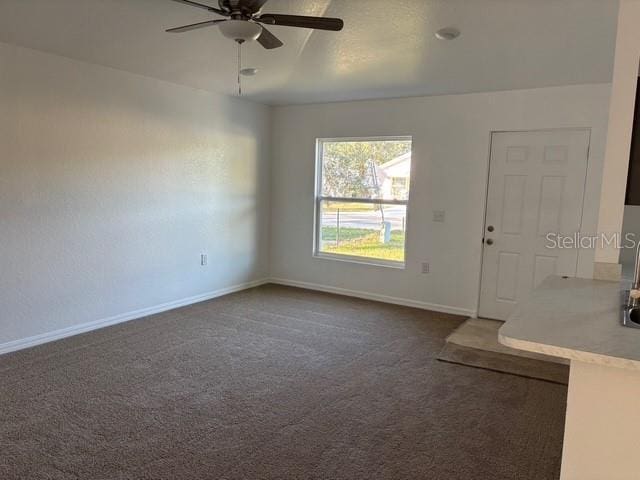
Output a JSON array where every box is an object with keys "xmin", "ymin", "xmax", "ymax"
[
  {"xmin": 1, "ymin": 277, "xmax": 473, "ymax": 356},
  {"xmin": 0, "ymin": 278, "xmax": 269, "ymax": 356},
  {"xmin": 268, "ymin": 277, "xmax": 476, "ymax": 317}
]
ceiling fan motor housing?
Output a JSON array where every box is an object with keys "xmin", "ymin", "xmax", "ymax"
[{"xmin": 219, "ymin": 0, "xmax": 255, "ymax": 17}]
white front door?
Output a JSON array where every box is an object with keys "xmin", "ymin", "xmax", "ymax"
[{"xmin": 478, "ymin": 129, "xmax": 590, "ymax": 320}]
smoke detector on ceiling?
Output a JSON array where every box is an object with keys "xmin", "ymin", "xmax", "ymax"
[{"xmin": 435, "ymin": 27, "xmax": 460, "ymax": 40}]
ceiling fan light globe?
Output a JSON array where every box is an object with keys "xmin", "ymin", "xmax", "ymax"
[{"xmin": 218, "ymin": 20, "xmax": 262, "ymax": 42}]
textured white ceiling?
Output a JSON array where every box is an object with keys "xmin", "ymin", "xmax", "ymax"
[{"xmin": 0, "ymin": 0, "xmax": 619, "ymax": 105}]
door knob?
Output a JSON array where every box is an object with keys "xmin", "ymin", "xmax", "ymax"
[
  {"xmin": 487, "ymin": 225, "xmax": 494, "ymax": 232},
  {"xmin": 485, "ymin": 238, "xmax": 494, "ymax": 245}
]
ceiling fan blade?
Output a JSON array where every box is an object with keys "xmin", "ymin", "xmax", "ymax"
[
  {"xmin": 166, "ymin": 19, "xmax": 226, "ymax": 33},
  {"xmin": 256, "ymin": 25, "xmax": 283, "ymax": 49},
  {"xmin": 257, "ymin": 14, "xmax": 343, "ymax": 31},
  {"xmin": 170, "ymin": 0, "xmax": 227, "ymax": 16}
]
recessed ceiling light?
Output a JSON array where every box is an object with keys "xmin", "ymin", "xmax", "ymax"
[
  {"xmin": 435, "ymin": 27, "xmax": 460, "ymax": 40},
  {"xmin": 240, "ymin": 67, "xmax": 258, "ymax": 76}
]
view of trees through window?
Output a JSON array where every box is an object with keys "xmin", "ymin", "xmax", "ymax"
[{"xmin": 316, "ymin": 138, "xmax": 412, "ymax": 264}]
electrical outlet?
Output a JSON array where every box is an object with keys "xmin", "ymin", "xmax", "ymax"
[
  {"xmin": 421, "ymin": 262, "xmax": 430, "ymax": 274},
  {"xmin": 201, "ymin": 254, "xmax": 208, "ymax": 266},
  {"xmin": 433, "ymin": 210, "xmax": 446, "ymax": 223}
]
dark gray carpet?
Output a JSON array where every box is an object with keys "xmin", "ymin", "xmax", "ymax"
[
  {"xmin": 438, "ymin": 343, "xmax": 570, "ymax": 385},
  {"xmin": 0, "ymin": 284, "xmax": 567, "ymax": 480}
]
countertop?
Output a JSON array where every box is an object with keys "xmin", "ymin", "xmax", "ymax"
[{"xmin": 498, "ymin": 276, "xmax": 640, "ymax": 370}]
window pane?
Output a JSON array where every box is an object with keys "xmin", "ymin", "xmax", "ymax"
[
  {"xmin": 321, "ymin": 139, "xmax": 412, "ymax": 201},
  {"xmin": 319, "ymin": 201, "xmax": 407, "ymax": 263}
]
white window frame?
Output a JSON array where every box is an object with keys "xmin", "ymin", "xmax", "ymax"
[{"xmin": 313, "ymin": 136, "xmax": 413, "ymax": 268}]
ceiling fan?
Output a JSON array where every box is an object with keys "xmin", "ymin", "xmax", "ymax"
[{"xmin": 166, "ymin": 0, "xmax": 345, "ymax": 49}]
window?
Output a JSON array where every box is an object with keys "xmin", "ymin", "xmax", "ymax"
[{"xmin": 314, "ymin": 137, "xmax": 412, "ymax": 266}]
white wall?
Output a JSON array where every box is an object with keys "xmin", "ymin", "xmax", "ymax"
[
  {"xmin": 270, "ymin": 85, "xmax": 611, "ymax": 315},
  {"xmin": 0, "ymin": 40, "xmax": 614, "ymax": 349},
  {"xmin": 0, "ymin": 42, "xmax": 271, "ymax": 349},
  {"xmin": 595, "ymin": 0, "xmax": 640, "ymax": 267}
]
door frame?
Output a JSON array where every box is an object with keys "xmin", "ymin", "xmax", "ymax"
[{"xmin": 474, "ymin": 127, "xmax": 592, "ymax": 319}]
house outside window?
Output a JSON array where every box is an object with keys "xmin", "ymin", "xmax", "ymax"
[{"xmin": 314, "ymin": 137, "xmax": 412, "ymax": 266}]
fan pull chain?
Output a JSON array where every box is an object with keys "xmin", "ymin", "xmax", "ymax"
[{"xmin": 237, "ymin": 40, "xmax": 242, "ymax": 97}]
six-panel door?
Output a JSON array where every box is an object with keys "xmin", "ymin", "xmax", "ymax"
[{"xmin": 479, "ymin": 129, "xmax": 591, "ymax": 321}]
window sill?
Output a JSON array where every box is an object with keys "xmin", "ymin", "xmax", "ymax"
[{"xmin": 313, "ymin": 252, "xmax": 406, "ymax": 270}]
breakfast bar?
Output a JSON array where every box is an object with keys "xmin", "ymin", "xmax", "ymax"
[{"xmin": 499, "ymin": 276, "xmax": 640, "ymax": 480}]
